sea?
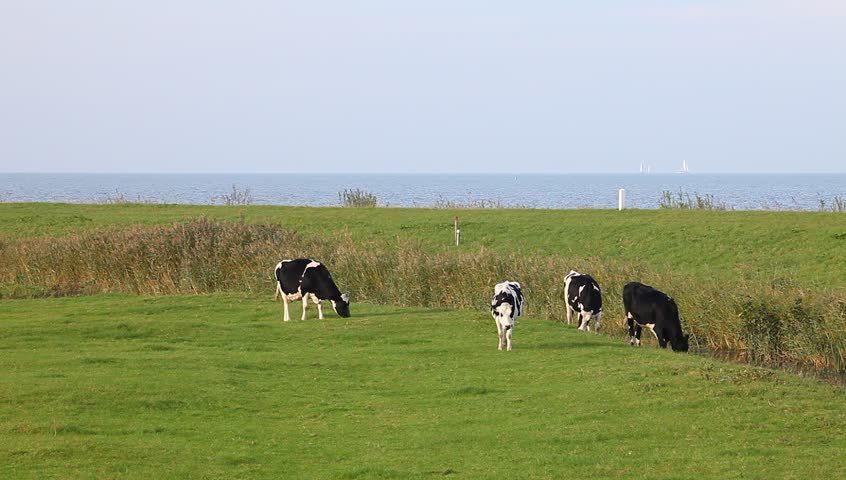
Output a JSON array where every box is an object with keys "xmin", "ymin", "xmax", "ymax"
[{"xmin": 1, "ymin": 173, "xmax": 844, "ymax": 210}]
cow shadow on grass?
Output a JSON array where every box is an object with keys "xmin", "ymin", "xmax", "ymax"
[
  {"xmin": 529, "ymin": 340, "xmax": 630, "ymax": 351},
  {"xmin": 358, "ymin": 309, "xmax": 451, "ymax": 318}
]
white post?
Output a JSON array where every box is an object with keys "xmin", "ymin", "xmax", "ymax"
[
  {"xmin": 454, "ymin": 216, "xmax": 460, "ymax": 246},
  {"xmin": 618, "ymin": 189, "xmax": 626, "ymax": 211}
]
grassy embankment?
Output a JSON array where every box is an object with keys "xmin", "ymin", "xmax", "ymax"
[
  {"xmin": 2, "ymin": 294, "xmax": 845, "ymax": 479},
  {"xmin": 1, "ymin": 202, "xmax": 844, "ymax": 287},
  {"xmin": 2, "ymin": 203, "xmax": 845, "ymax": 371}
]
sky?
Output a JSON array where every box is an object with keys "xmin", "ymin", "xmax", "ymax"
[{"xmin": 1, "ymin": 1, "xmax": 844, "ymax": 174}]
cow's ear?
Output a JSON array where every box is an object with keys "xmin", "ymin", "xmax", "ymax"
[{"xmin": 341, "ymin": 293, "xmax": 350, "ymax": 302}]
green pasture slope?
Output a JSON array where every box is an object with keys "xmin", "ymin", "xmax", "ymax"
[
  {"xmin": 1, "ymin": 202, "xmax": 846, "ymax": 287},
  {"xmin": 1, "ymin": 294, "xmax": 845, "ymax": 479}
]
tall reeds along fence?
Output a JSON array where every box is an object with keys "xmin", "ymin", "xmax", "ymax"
[{"xmin": 1, "ymin": 218, "xmax": 845, "ymax": 373}]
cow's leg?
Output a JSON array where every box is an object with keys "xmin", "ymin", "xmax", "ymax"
[
  {"xmin": 566, "ymin": 305, "xmax": 573, "ymax": 325},
  {"xmin": 593, "ymin": 311, "xmax": 602, "ymax": 333},
  {"xmin": 634, "ymin": 325, "xmax": 642, "ymax": 346},
  {"xmin": 301, "ymin": 296, "xmax": 308, "ymax": 320},
  {"xmin": 654, "ymin": 327, "xmax": 668, "ymax": 348},
  {"xmin": 274, "ymin": 282, "xmax": 281, "ymax": 301},
  {"xmin": 648, "ymin": 325, "xmax": 661, "ymax": 343},
  {"xmin": 627, "ymin": 316, "xmax": 636, "ymax": 345},
  {"xmin": 580, "ymin": 312, "xmax": 592, "ymax": 332},
  {"xmin": 495, "ymin": 318, "xmax": 504, "ymax": 350},
  {"xmin": 314, "ymin": 296, "xmax": 324, "ymax": 320},
  {"xmin": 282, "ymin": 295, "xmax": 290, "ymax": 322},
  {"xmin": 505, "ymin": 325, "xmax": 513, "ymax": 351}
]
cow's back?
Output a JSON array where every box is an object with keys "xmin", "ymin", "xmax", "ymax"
[
  {"xmin": 568, "ymin": 274, "xmax": 602, "ymax": 312},
  {"xmin": 276, "ymin": 259, "xmax": 311, "ymax": 295},
  {"xmin": 624, "ymin": 282, "xmax": 678, "ymax": 325},
  {"xmin": 300, "ymin": 261, "xmax": 342, "ymax": 300}
]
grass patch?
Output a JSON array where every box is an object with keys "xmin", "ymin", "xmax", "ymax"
[{"xmin": 0, "ymin": 294, "xmax": 844, "ymax": 478}]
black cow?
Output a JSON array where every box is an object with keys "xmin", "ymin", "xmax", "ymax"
[
  {"xmin": 623, "ymin": 282, "xmax": 689, "ymax": 352},
  {"xmin": 564, "ymin": 270, "xmax": 602, "ymax": 332},
  {"xmin": 274, "ymin": 258, "xmax": 350, "ymax": 321},
  {"xmin": 491, "ymin": 281, "xmax": 525, "ymax": 351}
]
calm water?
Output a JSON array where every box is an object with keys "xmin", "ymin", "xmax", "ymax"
[{"xmin": 1, "ymin": 173, "xmax": 844, "ymax": 210}]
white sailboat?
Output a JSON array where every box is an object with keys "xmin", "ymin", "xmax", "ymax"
[{"xmin": 677, "ymin": 160, "xmax": 689, "ymax": 174}]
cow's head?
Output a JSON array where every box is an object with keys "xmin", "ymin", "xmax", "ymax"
[
  {"xmin": 332, "ymin": 293, "xmax": 351, "ymax": 318},
  {"xmin": 672, "ymin": 333, "xmax": 690, "ymax": 352},
  {"xmin": 493, "ymin": 301, "xmax": 512, "ymax": 319}
]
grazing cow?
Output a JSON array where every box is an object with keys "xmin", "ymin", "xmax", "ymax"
[
  {"xmin": 623, "ymin": 282, "xmax": 689, "ymax": 352},
  {"xmin": 491, "ymin": 281, "xmax": 525, "ymax": 351},
  {"xmin": 274, "ymin": 258, "xmax": 350, "ymax": 321},
  {"xmin": 564, "ymin": 270, "xmax": 602, "ymax": 332}
]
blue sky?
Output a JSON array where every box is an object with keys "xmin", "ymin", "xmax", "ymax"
[{"xmin": 1, "ymin": 1, "xmax": 844, "ymax": 173}]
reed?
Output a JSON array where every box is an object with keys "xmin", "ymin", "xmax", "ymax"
[
  {"xmin": 339, "ymin": 189, "xmax": 378, "ymax": 207},
  {"xmin": 818, "ymin": 195, "xmax": 846, "ymax": 213},
  {"xmin": 659, "ymin": 190, "xmax": 731, "ymax": 210},
  {"xmin": 433, "ymin": 197, "xmax": 507, "ymax": 209},
  {"xmin": 212, "ymin": 185, "xmax": 254, "ymax": 206},
  {"xmin": 1, "ymin": 219, "xmax": 844, "ymax": 373}
]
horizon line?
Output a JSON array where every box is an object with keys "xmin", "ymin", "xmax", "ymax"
[{"xmin": 3, "ymin": 171, "xmax": 845, "ymax": 175}]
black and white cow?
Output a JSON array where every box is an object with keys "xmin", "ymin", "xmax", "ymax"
[
  {"xmin": 491, "ymin": 281, "xmax": 525, "ymax": 351},
  {"xmin": 623, "ymin": 282, "xmax": 689, "ymax": 352},
  {"xmin": 274, "ymin": 258, "xmax": 350, "ymax": 321},
  {"xmin": 564, "ymin": 270, "xmax": 602, "ymax": 332}
]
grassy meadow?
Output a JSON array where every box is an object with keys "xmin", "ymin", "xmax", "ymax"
[
  {"xmin": 2, "ymin": 203, "xmax": 846, "ymax": 371},
  {"xmin": 2, "ymin": 294, "xmax": 845, "ymax": 479},
  {"xmin": 1, "ymin": 202, "xmax": 846, "ymax": 477}
]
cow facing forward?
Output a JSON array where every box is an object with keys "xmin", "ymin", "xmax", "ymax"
[
  {"xmin": 491, "ymin": 281, "xmax": 525, "ymax": 351},
  {"xmin": 623, "ymin": 282, "xmax": 689, "ymax": 352},
  {"xmin": 274, "ymin": 258, "xmax": 350, "ymax": 321},
  {"xmin": 564, "ymin": 270, "xmax": 602, "ymax": 332}
]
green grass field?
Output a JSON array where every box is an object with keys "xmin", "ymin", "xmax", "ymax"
[
  {"xmin": 2, "ymin": 294, "xmax": 845, "ymax": 479},
  {"xmin": 2, "ymin": 203, "xmax": 845, "ymax": 478},
  {"xmin": 2, "ymin": 203, "xmax": 845, "ymax": 287}
]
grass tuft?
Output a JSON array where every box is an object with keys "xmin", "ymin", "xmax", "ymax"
[
  {"xmin": 339, "ymin": 188, "xmax": 378, "ymax": 207},
  {"xmin": 212, "ymin": 185, "xmax": 254, "ymax": 206},
  {"xmin": 658, "ymin": 190, "xmax": 731, "ymax": 210}
]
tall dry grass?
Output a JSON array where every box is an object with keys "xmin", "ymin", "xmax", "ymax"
[{"xmin": 1, "ymin": 218, "xmax": 845, "ymax": 373}]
